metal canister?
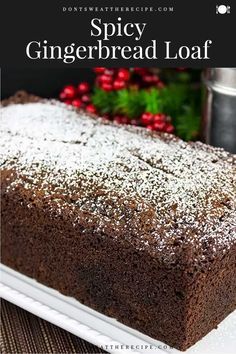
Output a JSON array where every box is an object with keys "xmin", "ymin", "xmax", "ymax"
[{"xmin": 202, "ymin": 68, "xmax": 236, "ymax": 154}]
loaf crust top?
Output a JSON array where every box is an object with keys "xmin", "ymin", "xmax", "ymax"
[{"xmin": 1, "ymin": 93, "xmax": 236, "ymax": 268}]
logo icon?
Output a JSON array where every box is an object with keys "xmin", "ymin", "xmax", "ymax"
[{"xmin": 216, "ymin": 4, "xmax": 231, "ymax": 14}]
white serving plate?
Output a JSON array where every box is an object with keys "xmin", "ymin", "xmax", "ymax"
[{"xmin": 0, "ymin": 264, "xmax": 235, "ymax": 354}]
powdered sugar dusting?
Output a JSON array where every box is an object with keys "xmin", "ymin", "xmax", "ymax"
[{"xmin": 1, "ymin": 102, "xmax": 236, "ymax": 265}]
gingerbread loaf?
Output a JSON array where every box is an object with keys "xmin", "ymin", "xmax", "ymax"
[{"xmin": 1, "ymin": 93, "xmax": 236, "ymax": 351}]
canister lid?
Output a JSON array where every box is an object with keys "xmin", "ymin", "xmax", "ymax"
[{"xmin": 203, "ymin": 68, "xmax": 236, "ymax": 95}]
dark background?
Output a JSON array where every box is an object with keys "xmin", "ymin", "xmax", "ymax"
[{"xmin": 1, "ymin": 69, "xmax": 94, "ymax": 99}]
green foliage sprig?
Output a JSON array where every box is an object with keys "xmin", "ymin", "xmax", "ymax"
[{"xmin": 91, "ymin": 82, "xmax": 201, "ymax": 141}]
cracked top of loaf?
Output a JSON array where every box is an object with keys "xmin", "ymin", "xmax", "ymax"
[{"xmin": 1, "ymin": 92, "xmax": 236, "ymax": 268}]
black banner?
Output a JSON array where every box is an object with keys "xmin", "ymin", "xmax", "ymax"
[{"xmin": 1, "ymin": 0, "xmax": 235, "ymax": 67}]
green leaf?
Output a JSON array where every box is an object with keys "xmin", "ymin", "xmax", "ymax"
[{"xmin": 174, "ymin": 105, "xmax": 201, "ymax": 141}]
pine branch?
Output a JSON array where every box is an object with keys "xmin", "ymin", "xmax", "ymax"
[
  {"xmin": 91, "ymin": 88, "xmax": 116, "ymax": 114},
  {"xmin": 114, "ymin": 89, "xmax": 145, "ymax": 118},
  {"xmin": 175, "ymin": 105, "xmax": 201, "ymax": 140},
  {"xmin": 143, "ymin": 88, "xmax": 160, "ymax": 113}
]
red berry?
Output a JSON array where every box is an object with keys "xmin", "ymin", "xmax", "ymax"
[
  {"xmin": 153, "ymin": 113, "xmax": 165, "ymax": 123},
  {"xmin": 81, "ymin": 94, "xmax": 91, "ymax": 103},
  {"xmin": 63, "ymin": 85, "xmax": 76, "ymax": 99},
  {"xmin": 143, "ymin": 75, "xmax": 159, "ymax": 85},
  {"xmin": 121, "ymin": 116, "xmax": 129, "ymax": 124},
  {"xmin": 59, "ymin": 92, "xmax": 67, "ymax": 101},
  {"xmin": 78, "ymin": 82, "xmax": 90, "ymax": 94},
  {"xmin": 157, "ymin": 81, "xmax": 165, "ymax": 89},
  {"xmin": 141, "ymin": 112, "xmax": 153, "ymax": 125},
  {"xmin": 117, "ymin": 69, "xmax": 130, "ymax": 82},
  {"xmin": 102, "ymin": 114, "xmax": 111, "ymax": 121},
  {"xmin": 104, "ymin": 69, "xmax": 115, "ymax": 76},
  {"xmin": 99, "ymin": 74, "xmax": 113, "ymax": 84},
  {"xmin": 95, "ymin": 77, "xmax": 101, "ymax": 86},
  {"xmin": 133, "ymin": 68, "xmax": 148, "ymax": 75},
  {"xmin": 113, "ymin": 80, "xmax": 126, "ymax": 90},
  {"xmin": 101, "ymin": 82, "xmax": 113, "ymax": 91},
  {"xmin": 142, "ymin": 75, "xmax": 154, "ymax": 84},
  {"xmin": 114, "ymin": 116, "xmax": 123, "ymax": 124},
  {"xmin": 64, "ymin": 100, "xmax": 72, "ymax": 105},
  {"xmin": 165, "ymin": 123, "xmax": 175, "ymax": 133},
  {"xmin": 94, "ymin": 67, "xmax": 106, "ymax": 74},
  {"xmin": 146, "ymin": 124, "xmax": 155, "ymax": 130},
  {"xmin": 86, "ymin": 104, "xmax": 97, "ymax": 114},
  {"xmin": 153, "ymin": 121, "xmax": 166, "ymax": 131},
  {"xmin": 72, "ymin": 99, "xmax": 82, "ymax": 108},
  {"xmin": 130, "ymin": 119, "xmax": 139, "ymax": 126},
  {"xmin": 151, "ymin": 75, "xmax": 160, "ymax": 83}
]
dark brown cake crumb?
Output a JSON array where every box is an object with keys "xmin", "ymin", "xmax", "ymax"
[
  {"xmin": 1, "ymin": 94, "xmax": 236, "ymax": 351},
  {"xmin": 1, "ymin": 90, "xmax": 41, "ymax": 106}
]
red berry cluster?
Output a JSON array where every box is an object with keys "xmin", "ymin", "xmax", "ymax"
[
  {"xmin": 105, "ymin": 114, "xmax": 139, "ymax": 126},
  {"xmin": 59, "ymin": 83, "xmax": 97, "ymax": 114},
  {"xmin": 93, "ymin": 67, "xmax": 164, "ymax": 91},
  {"xmin": 140, "ymin": 112, "xmax": 174, "ymax": 133},
  {"xmin": 132, "ymin": 68, "xmax": 164, "ymax": 89},
  {"xmin": 112, "ymin": 115, "xmax": 140, "ymax": 125},
  {"xmin": 102, "ymin": 111, "xmax": 174, "ymax": 134},
  {"xmin": 94, "ymin": 67, "xmax": 130, "ymax": 91},
  {"xmin": 59, "ymin": 68, "xmax": 174, "ymax": 135}
]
